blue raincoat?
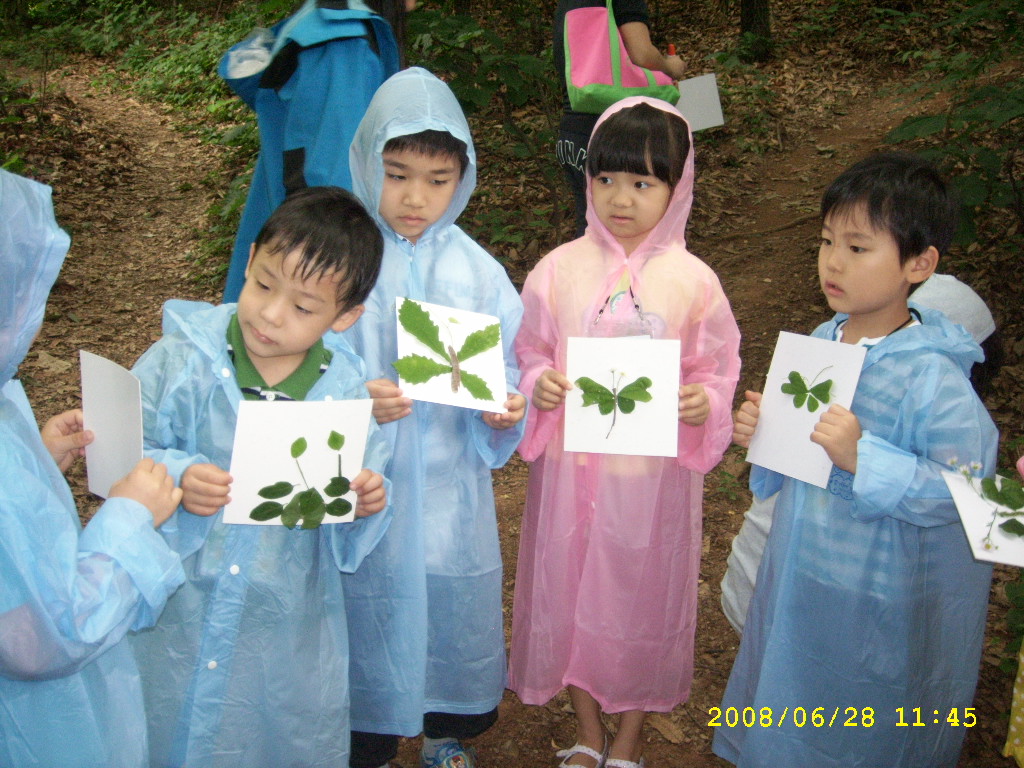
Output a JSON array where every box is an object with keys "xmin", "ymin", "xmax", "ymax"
[
  {"xmin": 219, "ymin": 0, "xmax": 399, "ymax": 301},
  {"xmin": 341, "ymin": 67, "xmax": 525, "ymax": 735},
  {"xmin": 0, "ymin": 169, "xmax": 185, "ymax": 768},
  {"xmin": 712, "ymin": 307, "xmax": 998, "ymax": 768},
  {"xmin": 130, "ymin": 300, "xmax": 392, "ymax": 768}
]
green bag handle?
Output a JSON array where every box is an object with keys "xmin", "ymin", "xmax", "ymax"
[{"xmin": 606, "ymin": 0, "xmax": 657, "ymax": 88}]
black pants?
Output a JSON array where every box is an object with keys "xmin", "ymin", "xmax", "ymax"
[
  {"xmin": 349, "ymin": 709, "xmax": 499, "ymax": 768},
  {"xmin": 555, "ymin": 120, "xmax": 595, "ymax": 239}
]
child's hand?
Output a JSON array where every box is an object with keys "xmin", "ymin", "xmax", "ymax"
[
  {"xmin": 367, "ymin": 378, "xmax": 412, "ymax": 424},
  {"xmin": 482, "ymin": 393, "xmax": 527, "ymax": 429},
  {"xmin": 811, "ymin": 404, "xmax": 861, "ymax": 473},
  {"xmin": 678, "ymin": 383, "xmax": 710, "ymax": 426},
  {"xmin": 181, "ymin": 463, "xmax": 232, "ymax": 517},
  {"xmin": 109, "ymin": 458, "xmax": 184, "ymax": 527},
  {"xmin": 533, "ymin": 368, "xmax": 572, "ymax": 411},
  {"xmin": 732, "ymin": 391, "xmax": 762, "ymax": 448},
  {"xmin": 351, "ymin": 468, "xmax": 386, "ymax": 516},
  {"xmin": 40, "ymin": 408, "xmax": 94, "ymax": 473}
]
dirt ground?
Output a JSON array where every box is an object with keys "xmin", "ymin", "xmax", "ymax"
[{"xmin": 10, "ymin": 56, "xmax": 1020, "ymax": 767}]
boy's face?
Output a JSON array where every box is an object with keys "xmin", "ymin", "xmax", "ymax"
[
  {"xmin": 818, "ymin": 202, "xmax": 934, "ymax": 339},
  {"xmin": 378, "ymin": 148, "xmax": 460, "ymax": 244},
  {"xmin": 238, "ymin": 244, "xmax": 363, "ymax": 385}
]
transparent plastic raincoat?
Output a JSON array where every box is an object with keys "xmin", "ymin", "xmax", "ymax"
[
  {"xmin": 507, "ymin": 97, "xmax": 741, "ymax": 712},
  {"xmin": 712, "ymin": 308, "xmax": 997, "ymax": 768},
  {"xmin": 0, "ymin": 169, "xmax": 185, "ymax": 768},
  {"xmin": 219, "ymin": 0, "xmax": 399, "ymax": 301},
  {"xmin": 342, "ymin": 67, "xmax": 525, "ymax": 735},
  {"xmin": 129, "ymin": 300, "xmax": 392, "ymax": 768}
]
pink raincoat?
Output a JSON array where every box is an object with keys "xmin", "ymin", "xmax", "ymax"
[{"xmin": 508, "ymin": 97, "xmax": 741, "ymax": 713}]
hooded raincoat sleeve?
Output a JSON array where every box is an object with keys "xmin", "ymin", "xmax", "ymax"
[
  {"xmin": 508, "ymin": 98, "xmax": 740, "ymax": 713},
  {"xmin": 713, "ymin": 309, "xmax": 997, "ymax": 768},
  {"xmin": 219, "ymin": 0, "xmax": 400, "ymax": 302},
  {"xmin": 0, "ymin": 169, "xmax": 185, "ymax": 768},
  {"xmin": 341, "ymin": 67, "xmax": 525, "ymax": 735},
  {"xmin": 129, "ymin": 299, "xmax": 391, "ymax": 768}
]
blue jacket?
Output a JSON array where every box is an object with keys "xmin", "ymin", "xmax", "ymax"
[
  {"xmin": 130, "ymin": 300, "xmax": 392, "ymax": 767},
  {"xmin": 342, "ymin": 67, "xmax": 525, "ymax": 734},
  {"xmin": 713, "ymin": 307, "xmax": 998, "ymax": 768},
  {"xmin": 0, "ymin": 169, "xmax": 184, "ymax": 768},
  {"xmin": 219, "ymin": 0, "xmax": 399, "ymax": 301}
]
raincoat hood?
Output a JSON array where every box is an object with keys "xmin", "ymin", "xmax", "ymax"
[
  {"xmin": 0, "ymin": 170, "xmax": 70, "ymax": 387},
  {"xmin": 830, "ymin": 304, "xmax": 983, "ymax": 378},
  {"xmin": 349, "ymin": 67, "xmax": 476, "ymax": 243},
  {"xmin": 584, "ymin": 97, "xmax": 695, "ymax": 257}
]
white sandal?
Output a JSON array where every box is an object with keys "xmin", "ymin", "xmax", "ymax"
[
  {"xmin": 556, "ymin": 736, "xmax": 609, "ymax": 768},
  {"xmin": 605, "ymin": 759, "xmax": 645, "ymax": 768}
]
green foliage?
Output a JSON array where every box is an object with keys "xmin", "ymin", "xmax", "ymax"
[
  {"xmin": 392, "ymin": 298, "xmax": 499, "ymax": 400},
  {"xmin": 781, "ymin": 368, "xmax": 833, "ymax": 413},
  {"xmin": 576, "ymin": 371, "xmax": 653, "ymax": 439},
  {"xmin": 250, "ymin": 431, "xmax": 355, "ymax": 529},
  {"xmin": 886, "ymin": 0, "xmax": 1024, "ymax": 248}
]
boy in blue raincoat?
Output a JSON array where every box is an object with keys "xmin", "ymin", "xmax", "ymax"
[
  {"xmin": 713, "ymin": 152, "xmax": 999, "ymax": 768},
  {"xmin": 0, "ymin": 168, "xmax": 185, "ymax": 768},
  {"xmin": 342, "ymin": 67, "xmax": 527, "ymax": 768},
  {"xmin": 219, "ymin": 0, "xmax": 404, "ymax": 302},
  {"xmin": 129, "ymin": 186, "xmax": 392, "ymax": 768}
]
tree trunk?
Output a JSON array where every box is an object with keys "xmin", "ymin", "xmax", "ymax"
[{"xmin": 739, "ymin": 0, "xmax": 772, "ymax": 62}]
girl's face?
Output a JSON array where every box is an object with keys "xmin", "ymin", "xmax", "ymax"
[{"xmin": 591, "ymin": 170, "xmax": 671, "ymax": 255}]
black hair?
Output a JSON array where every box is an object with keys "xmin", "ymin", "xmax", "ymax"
[
  {"xmin": 365, "ymin": 0, "xmax": 408, "ymax": 68},
  {"xmin": 821, "ymin": 151, "xmax": 959, "ymax": 266},
  {"xmin": 586, "ymin": 102, "xmax": 690, "ymax": 188},
  {"xmin": 383, "ymin": 129, "xmax": 470, "ymax": 179},
  {"xmin": 253, "ymin": 186, "xmax": 383, "ymax": 312}
]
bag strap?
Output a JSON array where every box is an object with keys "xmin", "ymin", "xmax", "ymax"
[{"xmin": 605, "ymin": 0, "xmax": 657, "ymax": 88}]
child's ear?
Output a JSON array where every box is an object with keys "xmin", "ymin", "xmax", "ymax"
[
  {"xmin": 331, "ymin": 304, "xmax": 365, "ymax": 334},
  {"xmin": 905, "ymin": 245, "xmax": 939, "ymax": 287},
  {"xmin": 243, "ymin": 243, "xmax": 257, "ymax": 279}
]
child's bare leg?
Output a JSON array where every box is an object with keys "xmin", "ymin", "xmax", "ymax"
[
  {"xmin": 566, "ymin": 685, "xmax": 606, "ymax": 767},
  {"xmin": 608, "ymin": 710, "xmax": 646, "ymax": 764}
]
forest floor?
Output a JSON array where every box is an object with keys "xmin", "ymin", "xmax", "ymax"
[{"xmin": 6, "ymin": 40, "xmax": 1021, "ymax": 768}]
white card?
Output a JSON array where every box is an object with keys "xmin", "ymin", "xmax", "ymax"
[
  {"xmin": 676, "ymin": 73, "xmax": 725, "ymax": 132},
  {"xmin": 564, "ymin": 336, "xmax": 680, "ymax": 457},
  {"xmin": 223, "ymin": 399, "xmax": 372, "ymax": 525},
  {"xmin": 393, "ymin": 297, "xmax": 507, "ymax": 414},
  {"xmin": 945, "ymin": 470, "xmax": 1024, "ymax": 568},
  {"xmin": 747, "ymin": 332, "xmax": 867, "ymax": 487},
  {"xmin": 79, "ymin": 350, "xmax": 143, "ymax": 498}
]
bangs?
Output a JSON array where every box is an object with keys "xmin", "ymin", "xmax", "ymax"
[{"xmin": 586, "ymin": 102, "xmax": 689, "ymax": 187}]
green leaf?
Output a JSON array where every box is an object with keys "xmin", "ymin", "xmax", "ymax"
[
  {"xmin": 291, "ymin": 437, "xmax": 308, "ymax": 459},
  {"xmin": 281, "ymin": 496, "xmax": 303, "ymax": 529},
  {"xmin": 326, "ymin": 498, "xmax": 353, "ymax": 516},
  {"xmin": 393, "ymin": 353, "xmax": 452, "ymax": 384},
  {"xmin": 618, "ymin": 376, "xmax": 653, "ymax": 404},
  {"xmin": 809, "ymin": 379, "xmax": 833, "ymax": 403},
  {"xmin": 981, "ymin": 476, "xmax": 1001, "ymax": 502},
  {"xmin": 301, "ymin": 503, "xmax": 326, "ymax": 529},
  {"xmin": 793, "ymin": 392, "xmax": 807, "ymax": 408},
  {"xmin": 1001, "ymin": 519, "xmax": 1024, "ymax": 537},
  {"xmin": 460, "ymin": 371, "xmax": 495, "ymax": 401},
  {"xmin": 324, "ymin": 476, "xmax": 351, "ymax": 498},
  {"xmin": 249, "ymin": 501, "xmax": 284, "ymax": 521},
  {"xmin": 398, "ymin": 298, "xmax": 448, "ymax": 359},
  {"xmin": 257, "ymin": 481, "xmax": 295, "ymax": 500},
  {"xmin": 998, "ymin": 478, "xmax": 1024, "ymax": 511},
  {"xmin": 457, "ymin": 323, "xmax": 500, "ymax": 362},
  {"xmin": 327, "ymin": 431, "xmax": 345, "ymax": 451},
  {"xmin": 781, "ymin": 370, "xmax": 807, "ymax": 396},
  {"xmin": 576, "ymin": 377, "xmax": 616, "ymax": 415},
  {"xmin": 807, "ymin": 396, "xmax": 820, "ymax": 413},
  {"xmin": 297, "ymin": 488, "xmax": 324, "ymax": 515}
]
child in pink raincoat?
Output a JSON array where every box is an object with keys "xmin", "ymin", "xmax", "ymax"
[{"xmin": 509, "ymin": 97, "xmax": 741, "ymax": 768}]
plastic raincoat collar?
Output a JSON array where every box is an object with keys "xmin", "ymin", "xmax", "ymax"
[
  {"xmin": 583, "ymin": 97, "xmax": 695, "ymax": 261},
  {"xmin": 349, "ymin": 67, "xmax": 476, "ymax": 245},
  {"xmin": 0, "ymin": 170, "xmax": 70, "ymax": 388}
]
